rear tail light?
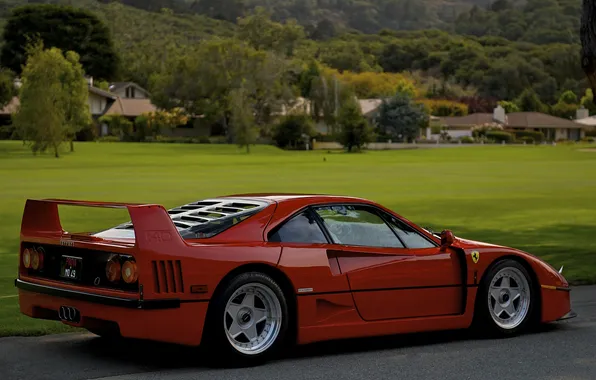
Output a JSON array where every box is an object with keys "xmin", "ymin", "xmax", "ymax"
[
  {"xmin": 31, "ymin": 247, "xmax": 44, "ymax": 270},
  {"xmin": 122, "ymin": 260, "xmax": 138, "ymax": 284},
  {"xmin": 105, "ymin": 256, "xmax": 122, "ymax": 283},
  {"xmin": 22, "ymin": 248, "xmax": 32, "ymax": 269}
]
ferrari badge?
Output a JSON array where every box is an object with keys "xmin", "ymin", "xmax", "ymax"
[{"xmin": 471, "ymin": 251, "xmax": 480, "ymax": 264}]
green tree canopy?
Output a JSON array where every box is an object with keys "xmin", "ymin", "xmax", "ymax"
[
  {"xmin": 378, "ymin": 91, "xmax": 429, "ymax": 142},
  {"xmin": 12, "ymin": 43, "xmax": 91, "ymax": 157},
  {"xmin": 0, "ymin": 4, "xmax": 120, "ymax": 81}
]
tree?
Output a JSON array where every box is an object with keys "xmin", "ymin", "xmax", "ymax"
[
  {"xmin": 62, "ymin": 51, "xmax": 92, "ymax": 152},
  {"xmin": 0, "ymin": 4, "xmax": 120, "ymax": 80},
  {"xmin": 149, "ymin": 38, "xmax": 294, "ymax": 141},
  {"xmin": 515, "ymin": 88, "xmax": 547, "ymax": 113},
  {"xmin": 12, "ymin": 44, "xmax": 91, "ymax": 157},
  {"xmin": 581, "ymin": 0, "xmax": 596, "ymax": 99},
  {"xmin": 337, "ymin": 97, "xmax": 373, "ymax": 152},
  {"xmin": 229, "ymin": 86, "xmax": 258, "ymax": 153},
  {"xmin": 236, "ymin": 7, "xmax": 305, "ymax": 57},
  {"xmin": 378, "ymin": 91, "xmax": 429, "ymax": 142},
  {"xmin": 498, "ymin": 100, "xmax": 520, "ymax": 113},
  {"xmin": 273, "ymin": 114, "xmax": 316, "ymax": 150}
]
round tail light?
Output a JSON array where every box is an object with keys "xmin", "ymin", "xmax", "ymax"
[
  {"xmin": 31, "ymin": 248, "xmax": 44, "ymax": 270},
  {"xmin": 121, "ymin": 260, "xmax": 138, "ymax": 284},
  {"xmin": 22, "ymin": 249, "xmax": 32, "ymax": 269},
  {"xmin": 105, "ymin": 257, "xmax": 122, "ymax": 283}
]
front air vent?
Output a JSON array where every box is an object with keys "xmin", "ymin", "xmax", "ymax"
[{"xmin": 151, "ymin": 260, "xmax": 184, "ymax": 293}]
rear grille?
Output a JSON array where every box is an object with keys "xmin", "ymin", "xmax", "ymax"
[{"xmin": 151, "ymin": 260, "xmax": 184, "ymax": 294}]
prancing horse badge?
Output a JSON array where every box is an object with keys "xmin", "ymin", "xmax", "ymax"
[{"xmin": 471, "ymin": 251, "xmax": 480, "ymax": 264}]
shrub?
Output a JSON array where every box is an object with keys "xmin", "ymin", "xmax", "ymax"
[
  {"xmin": 460, "ymin": 136, "xmax": 474, "ymax": 144},
  {"xmin": 512, "ymin": 130, "xmax": 545, "ymax": 143},
  {"xmin": 273, "ymin": 114, "xmax": 316, "ymax": 150},
  {"xmin": 486, "ymin": 130, "xmax": 514, "ymax": 143}
]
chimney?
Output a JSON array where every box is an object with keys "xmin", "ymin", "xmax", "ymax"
[
  {"xmin": 493, "ymin": 105, "xmax": 506, "ymax": 124},
  {"xmin": 576, "ymin": 105, "xmax": 589, "ymax": 120},
  {"xmin": 86, "ymin": 76, "xmax": 93, "ymax": 87}
]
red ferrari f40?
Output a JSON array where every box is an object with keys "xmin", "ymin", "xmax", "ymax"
[{"xmin": 15, "ymin": 194, "xmax": 575, "ymax": 365}]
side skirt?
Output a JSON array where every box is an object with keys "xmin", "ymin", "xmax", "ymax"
[{"xmin": 296, "ymin": 287, "xmax": 478, "ymax": 345}]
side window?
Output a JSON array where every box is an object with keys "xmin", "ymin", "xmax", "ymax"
[
  {"xmin": 268, "ymin": 211, "xmax": 328, "ymax": 244},
  {"xmin": 313, "ymin": 205, "xmax": 405, "ymax": 248},
  {"xmin": 386, "ymin": 216, "xmax": 436, "ymax": 248}
]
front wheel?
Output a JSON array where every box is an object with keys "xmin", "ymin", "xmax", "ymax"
[
  {"xmin": 203, "ymin": 272, "xmax": 289, "ymax": 366},
  {"xmin": 476, "ymin": 259, "xmax": 536, "ymax": 336}
]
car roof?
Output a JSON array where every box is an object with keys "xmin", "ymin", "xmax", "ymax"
[{"xmin": 218, "ymin": 193, "xmax": 374, "ymax": 205}]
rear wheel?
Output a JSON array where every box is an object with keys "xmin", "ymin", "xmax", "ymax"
[
  {"xmin": 476, "ymin": 259, "xmax": 536, "ymax": 336},
  {"xmin": 203, "ymin": 272, "xmax": 289, "ymax": 366}
]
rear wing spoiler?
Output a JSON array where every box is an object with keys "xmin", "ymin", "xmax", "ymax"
[{"xmin": 20, "ymin": 198, "xmax": 188, "ymax": 250}]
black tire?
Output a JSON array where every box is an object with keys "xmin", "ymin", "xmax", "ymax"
[
  {"xmin": 474, "ymin": 259, "xmax": 537, "ymax": 337},
  {"xmin": 202, "ymin": 271, "xmax": 290, "ymax": 367}
]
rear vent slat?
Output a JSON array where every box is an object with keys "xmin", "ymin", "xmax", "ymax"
[
  {"xmin": 152, "ymin": 260, "xmax": 184, "ymax": 294},
  {"xmin": 166, "ymin": 260, "xmax": 176, "ymax": 293}
]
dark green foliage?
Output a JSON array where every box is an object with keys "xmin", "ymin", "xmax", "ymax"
[
  {"xmin": 110, "ymin": 0, "xmax": 491, "ymax": 35},
  {"xmin": 377, "ymin": 91, "xmax": 429, "ymax": 143},
  {"xmin": 272, "ymin": 114, "xmax": 316, "ymax": 150},
  {"xmin": 512, "ymin": 130, "xmax": 545, "ymax": 143},
  {"xmin": 455, "ymin": 0, "xmax": 580, "ymax": 45},
  {"xmin": 515, "ymin": 88, "xmax": 548, "ymax": 113},
  {"xmin": 486, "ymin": 130, "xmax": 514, "ymax": 143},
  {"xmin": 337, "ymin": 98, "xmax": 373, "ymax": 152},
  {"xmin": 0, "ymin": 4, "xmax": 120, "ymax": 80}
]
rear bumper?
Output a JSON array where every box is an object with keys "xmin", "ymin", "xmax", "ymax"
[
  {"xmin": 15, "ymin": 279, "xmax": 179, "ymax": 309},
  {"xmin": 15, "ymin": 279, "xmax": 208, "ymax": 346}
]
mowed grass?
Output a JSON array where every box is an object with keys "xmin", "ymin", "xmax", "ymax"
[{"xmin": 1, "ymin": 140, "xmax": 595, "ymax": 336}]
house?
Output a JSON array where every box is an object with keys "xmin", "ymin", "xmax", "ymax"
[
  {"xmin": 88, "ymin": 85, "xmax": 118, "ymax": 118},
  {"xmin": 430, "ymin": 106, "xmax": 591, "ymax": 142},
  {"xmin": 0, "ymin": 76, "xmax": 159, "ymax": 137},
  {"xmin": 108, "ymin": 82, "xmax": 151, "ymax": 99}
]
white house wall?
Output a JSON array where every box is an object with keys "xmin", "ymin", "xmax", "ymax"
[{"xmin": 88, "ymin": 93, "xmax": 107, "ymax": 115}]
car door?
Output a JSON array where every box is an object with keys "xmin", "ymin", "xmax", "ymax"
[{"xmin": 312, "ymin": 204, "xmax": 464, "ymax": 321}]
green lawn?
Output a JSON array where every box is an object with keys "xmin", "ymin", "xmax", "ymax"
[{"xmin": 1, "ymin": 140, "xmax": 595, "ymax": 336}]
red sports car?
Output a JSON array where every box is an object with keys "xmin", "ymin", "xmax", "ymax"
[{"xmin": 15, "ymin": 194, "xmax": 575, "ymax": 365}]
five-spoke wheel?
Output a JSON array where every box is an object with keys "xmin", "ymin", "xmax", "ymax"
[
  {"xmin": 203, "ymin": 271, "xmax": 289, "ymax": 366},
  {"xmin": 477, "ymin": 259, "xmax": 536, "ymax": 336},
  {"xmin": 224, "ymin": 282, "xmax": 283, "ymax": 355}
]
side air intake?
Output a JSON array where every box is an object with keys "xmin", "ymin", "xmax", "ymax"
[{"xmin": 151, "ymin": 260, "xmax": 184, "ymax": 294}]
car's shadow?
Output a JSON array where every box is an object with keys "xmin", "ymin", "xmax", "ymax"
[{"xmin": 67, "ymin": 322, "xmax": 572, "ymax": 370}]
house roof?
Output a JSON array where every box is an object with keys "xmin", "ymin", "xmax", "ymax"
[
  {"xmin": 108, "ymin": 82, "xmax": 150, "ymax": 95},
  {"xmin": 88, "ymin": 86, "xmax": 118, "ymax": 100},
  {"xmin": 575, "ymin": 115, "xmax": 596, "ymax": 126},
  {"xmin": 0, "ymin": 97, "xmax": 19, "ymax": 115},
  {"xmin": 440, "ymin": 112, "xmax": 587, "ymax": 129},
  {"xmin": 104, "ymin": 98, "xmax": 157, "ymax": 117},
  {"xmin": 439, "ymin": 113, "xmax": 494, "ymax": 127},
  {"xmin": 359, "ymin": 99, "xmax": 383, "ymax": 115},
  {"xmin": 506, "ymin": 112, "xmax": 582, "ymax": 128}
]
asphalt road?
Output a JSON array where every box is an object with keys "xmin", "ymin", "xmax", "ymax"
[{"xmin": 1, "ymin": 286, "xmax": 595, "ymax": 380}]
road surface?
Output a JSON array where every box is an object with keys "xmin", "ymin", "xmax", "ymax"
[{"xmin": 1, "ymin": 286, "xmax": 595, "ymax": 380}]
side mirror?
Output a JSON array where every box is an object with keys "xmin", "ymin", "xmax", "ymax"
[{"xmin": 440, "ymin": 230, "xmax": 455, "ymax": 251}]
